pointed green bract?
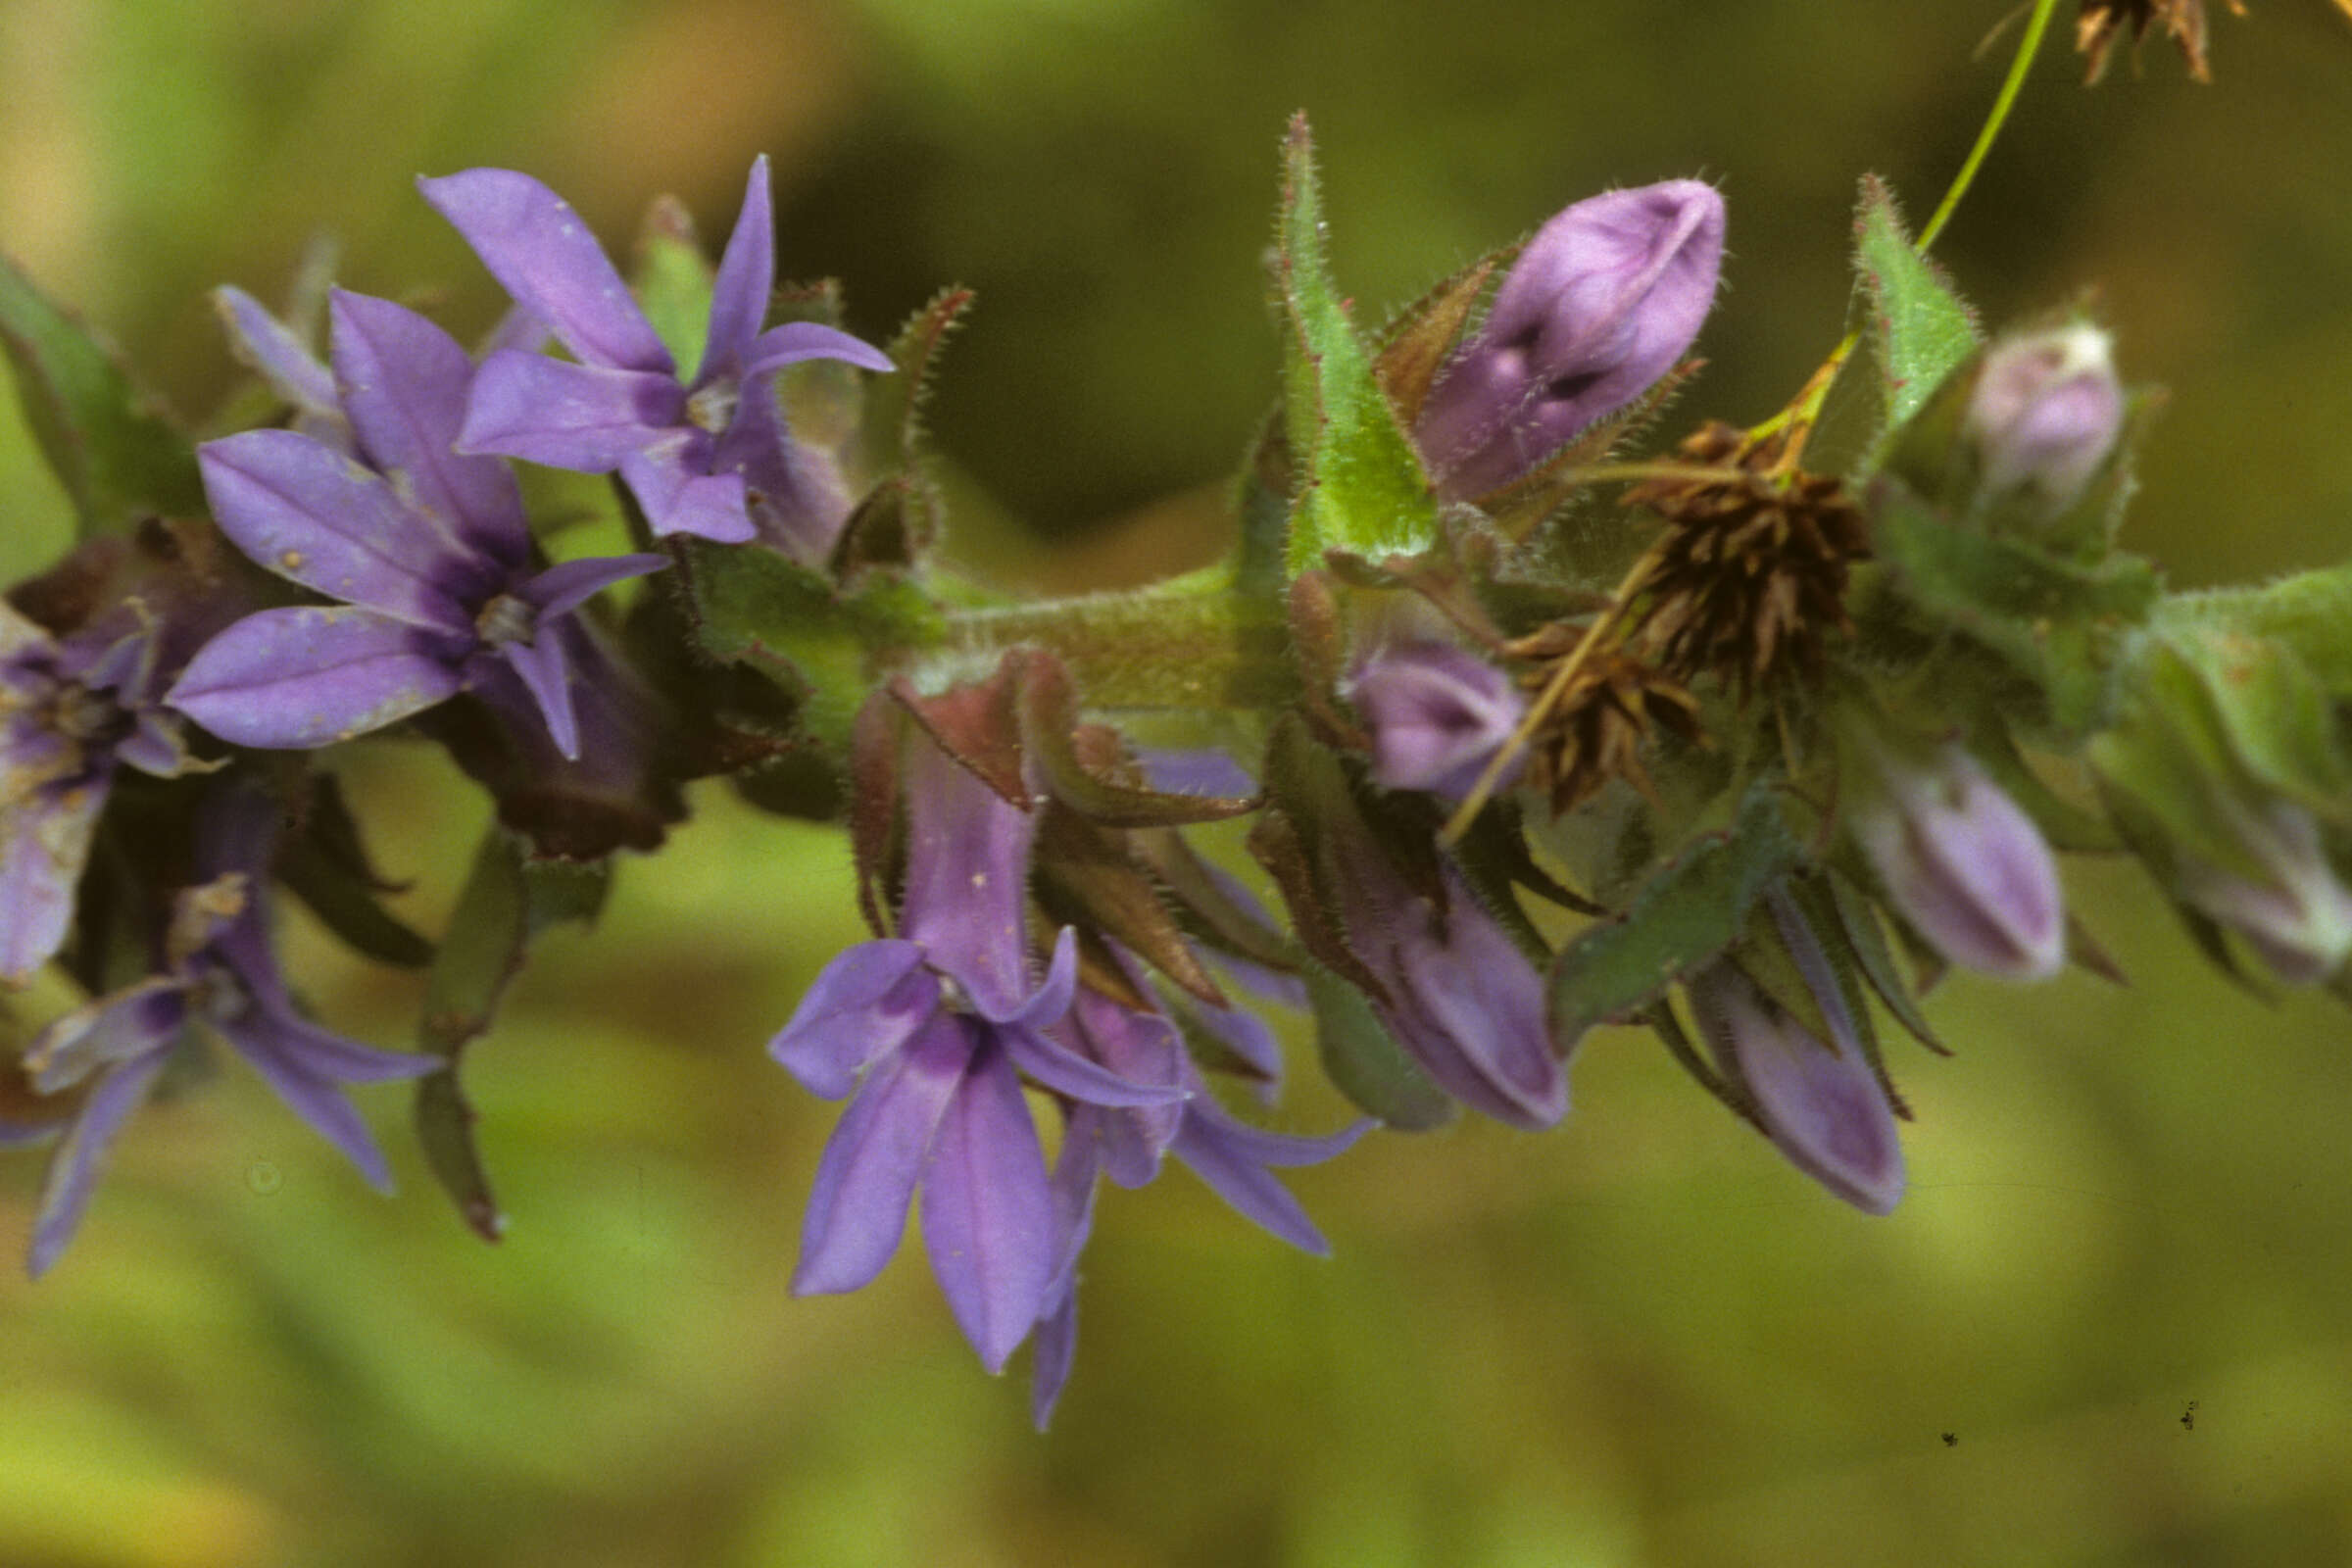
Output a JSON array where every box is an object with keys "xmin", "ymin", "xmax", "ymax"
[
  {"xmin": 1854, "ymin": 176, "xmax": 1980, "ymax": 439},
  {"xmin": 415, "ymin": 829, "xmax": 612, "ymax": 1241},
  {"xmin": 1303, "ymin": 963, "xmax": 1456, "ymax": 1131},
  {"xmin": 1272, "ymin": 116, "xmax": 1439, "ymax": 576},
  {"xmin": 0, "ymin": 253, "xmax": 203, "ymax": 537},
  {"xmin": 1548, "ymin": 784, "xmax": 1802, "ymax": 1050}
]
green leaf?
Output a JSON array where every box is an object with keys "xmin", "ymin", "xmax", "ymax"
[
  {"xmin": 1853, "ymin": 176, "xmax": 1980, "ymax": 437},
  {"xmin": 1271, "ymin": 116, "xmax": 1440, "ymax": 575},
  {"xmin": 1547, "ymin": 784, "xmax": 1803, "ymax": 1050},
  {"xmin": 631, "ymin": 194, "xmax": 715, "ymax": 379},
  {"xmin": 2169, "ymin": 628, "xmax": 2352, "ymax": 817},
  {"xmin": 675, "ymin": 540, "xmax": 947, "ymax": 751},
  {"xmin": 1302, "ymin": 963, "xmax": 1455, "ymax": 1131},
  {"xmin": 1868, "ymin": 479, "xmax": 2160, "ymax": 733},
  {"xmin": 0, "ymin": 252, "xmax": 204, "ymax": 537},
  {"xmin": 2158, "ymin": 564, "xmax": 2352, "ymax": 702},
  {"xmin": 415, "ymin": 830, "xmax": 612, "ymax": 1240}
]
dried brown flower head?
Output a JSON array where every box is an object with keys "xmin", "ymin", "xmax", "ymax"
[
  {"xmin": 2076, "ymin": 0, "xmax": 2248, "ymax": 84},
  {"xmin": 1622, "ymin": 421, "xmax": 1869, "ymax": 698},
  {"xmin": 1504, "ymin": 635, "xmax": 1701, "ymax": 812}
]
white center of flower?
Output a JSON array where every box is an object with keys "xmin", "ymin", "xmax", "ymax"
[{"xmin": 475, "ymin": 594, "xmax": 539, "ymax": 648}]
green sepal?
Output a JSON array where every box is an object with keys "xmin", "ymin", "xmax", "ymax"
[
  {"xmin": 631, "ymin": 193, "xmax": 716, "ymax": 378},
  {"xmin": 1271, "ymin": 115, "xmax": 1441, "ymax": 575},
  {"xmin": 674, "ymin": 539, "xmax": 946, "ymax": 752},
  {"xmin": 415, "ymin": 829, "xmax": 612, "ymax": 1241},
  {"xmin": 2159, "ymin": 564, "xmax": 2352, "ymax": 698},
  {"xmin": 1546, "ymin": 782, "xmax": 1803, "ymax": 1051},
  {"xmin": 1866, "ymin": 477, "xmax": 2160, "ymax": 734},
  {"xmin": 1302, "ymin": 961, "xmax": 1455, "ymax": 1132},
  {"xmin": 0, "ymin": 252, "xmax": 205, "ymax": 538},
  {"xmin": 1823, "ymin": 870, "xmax": 1949, "ymax": 1055},
  {"xmin": 274, "ymin": 773, "xmax": 433, "ymax": 970},
  {"xmin": 1852, "ymin": 175, "xmax": 1980, "ymax": 441}
]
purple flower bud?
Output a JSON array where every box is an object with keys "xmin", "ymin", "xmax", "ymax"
[
  {"xmin": 1685, "ymin": 897, "xmax": 1905, "ymax": 1216},
  {"xmin": 1964, "ymin": 324, "xmax": 2124, "ymax": 516},
  {"xmin": 2175, "ymin": 797, "xmax": 2352, "ymax": 987},
  {"xmin": 1415, "ymin": 179, "xmax": 1725, "ymax": 500},
  {"xmin": 1848, "ymin": 742, "xmax": 2066, "ymax": 981},
  {"xmin": 1343, "ymin": 639, "xmax": 1524, "ymax": 800}
]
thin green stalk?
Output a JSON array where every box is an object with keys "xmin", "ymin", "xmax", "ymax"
[{"xmin": 1916, "ymin": 0, "xmax": 2064, "ymax": 254}]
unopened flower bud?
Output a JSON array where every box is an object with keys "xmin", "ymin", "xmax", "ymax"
[
  {"xmin": 1343, "ymin": 640, "xmax": 1524, "ymax": 800},
  {"xmin": 1848, "ymin": 742, "xmax": 2066, "ymax": 982},
  {"xmin": 1964, "ymin": 323, "xmax": 2124, "ymax": 516},
  {"xmin": 1415, "ymin": 180, "xmax": 1725, "ymax": 501},
  {"xmin": 2176, "ymin": 797, "xmax": 2352, "ymax": 987},
  {"xmin": 1686, "ymin": 895, "xmax": 1905, "ymax": 1215}
]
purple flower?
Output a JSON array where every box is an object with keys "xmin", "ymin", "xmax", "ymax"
[
  {"xmin": 1684, "ymin": 893, "xmax": 1905, "ymax": 1215},
  {"xmin": 1964, "ymin": 323, "xmax": 2124, "ymax": 517},
  {"xmin": 767, "ymin": 733, "xmax": 1183, "ymax": 1373},
  {"xmin": 1415, "ymin": 179, "xmax": 1725, "ymax": 500},
  {"xmin": 419, "ymin": 158, "xmax": 895, "ymax": 555},
  {"xmin": 2175, "ymin": 796, "xmax": 2352, "ymax": 987},
  {"xmin": 1326, "ymin": 838, "xmax": 1566, "ymax": 1130},
  {"xmin": 168, "ymin": 289, "xmax": 666, "ymax": 760},
  {"xmin": 18, "ymin": 775, "xmax": 436, "ymax": 1275},
  {"xmin": 2, "ymin": 603, "xmax": 196, "ymax": 984},
  {"xmin": 1344, "ymin": 638, "xmax": 1525, "ymax": 800},
  {"xmin": 1848, "ymin": 741, "xmax": 2066, "ymax": 981}
]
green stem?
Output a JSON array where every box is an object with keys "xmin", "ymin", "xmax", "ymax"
[
  {"xmin": 937, "ymin": 589, "xmax": 1295, "ymax": 711},
  {"xmin": 1915, "ymin": 0, "xmax": 2063, "ymax": 255}
]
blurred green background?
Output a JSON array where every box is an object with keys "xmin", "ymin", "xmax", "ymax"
[{"xmin": 6, "ymin": 2, "xmax": 2352, "ymax": 1563}]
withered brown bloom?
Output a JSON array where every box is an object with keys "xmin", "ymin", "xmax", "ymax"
[
  {"xmin": 1621, "ymin": 421, "xmax": 1870, "ymax": 698},
  {"xmin": 2075, "ymin": 0, "xmax": 2248, "ymax": 84},
  {"xmin": 1504, "ymin": 637, "xmax": 1701, "ymax": 812}
]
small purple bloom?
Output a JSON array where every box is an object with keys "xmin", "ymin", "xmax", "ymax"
[
  {"xmin": 1848, "ymin": 741, "xmax": 2066, "ymax": 981},
  {"xmin": 169, "ymin": 289, "xmax": 666, "ymax": 760},
  {"xmin": 1685, "ymin": 894, "xmax": 1905, "ymax": 1215},
  {"xmin": 1326, "ymin": 838, "xmax": 1566, "ymax": 1130},
  {"xmin": 19, "ymin": 775, "xmax": 436, "ymax": 1275},
  {"xmin": 768, "ymin": 734, "xmax": 1183, "ymax": 1374},
  {"xmin": 1965, "ymin": 323, "xmax": 2124, "ymax": 516},
  {"xmin": 419, "ymin": 158, "xmax": 895, "ymax": 555},
  {"xmin": 1344, "ymin": 638, "xmax": 1525, "ymax": 800},
  {"xmin": 2, "ymin": 602, "xmax": 197, "ymax": 984},
  {"xmin": 2176, "ymin": 796, "xmax": 2352, "ymax": 987},
  {"xmin": 1415, "ymin": 179, "xmax": 1725, "ymax": 500}
]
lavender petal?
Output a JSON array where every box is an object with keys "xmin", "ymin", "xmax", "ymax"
[
  {"xmin": 497, "ymin": 634, "xmax": 581, "ymax": 760},
  {"xmin": 791, "ymin": 1011, "xmax": 969, "ymax": 1296},
  {"xmin": 919, "ymin": 1038, "xmax": 1056, "ymax": 1373},
  {"xmin": 517, "ymin": 554, "xmax": 669, "ymax": 621},
  {"xmin": 701, "ymin": 156, "xmax": 776, "ymax": 378},
  {"xmin": 616, "ymin": 450, "xmax": 756, "ymax": 543},
  {"xmin": 458, "ymin": 352, "xmax": 687, "ymax": 472},
  {"xmin": 28, "ymin": 1048, "xmax": 172, "ymax": 1278},
  {"xmin": 767, "ymin": 939, "xmax": 936, "ymax": 1099},
  {"xmin": 169, "ymin": 607, "xmax": 466, "ymax": 749}
]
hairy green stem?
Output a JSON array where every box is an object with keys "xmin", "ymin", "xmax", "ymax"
[{"xmin": 937, "ymin": 590, "xmax": 1295, "ymax": 711}]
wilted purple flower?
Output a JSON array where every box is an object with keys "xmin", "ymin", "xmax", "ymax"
[
  {"xmin": 19, "ymin": 775, "xmax": 436, "ymax": 1275},
  {"xmin": 1344, "ymin": 639, "xmax": 1525, "ymax": 800},
  {"xmin": 1685, "ymin": 894, "xmax": 1905, "ymax": 1215},
  {"xmin": 2, "ymin": 602, "xmax": 197, "ymax": 984},
  {"xmin": 1415, "ymin": 180, "xmax": 1725, "ymax": 501},
  {"xmin": 168, "ymin": 289, "xmax": 666, "ymax": 760},
  {"xmin": 1964, "ymin": 323, "xmax": 2124, "ymax": 516},
  {"xmin": 1326, "ymin": 838, "xmax": 1566, "ymax": 1130},
  {"xmin": 767, "ymin": 733, "xmax": 1183, "ymax": 1373},
  {"xmin": 2176, "ymin": 796, "xmax": 2352, "ymax": 986},
  {"xmin": 419, "ymin": 157, "xmax": 894, "ymax": 555},
  {"xmin": 1848, "ymin": 741, "xmax": 2066, "ymax": 981}
]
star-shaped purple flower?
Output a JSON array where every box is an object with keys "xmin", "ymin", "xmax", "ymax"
[
  {"xmin": 19, "ymin": 775, "xmax": 437, "ymax": 1275},
  {"xmin": 168, "ymin": 289, "xmax": 666, "ymax": 760},
  {"xmin": 419, "ymin": 157, "xmax": 894, "ymax": 555},
  {"xmin": 3, "ymin": 602, "xmax": 197, "ymax": 984},
  {"xmin": 767, "ymin": 734, "xmax": 1184, "ymax": 1374}
]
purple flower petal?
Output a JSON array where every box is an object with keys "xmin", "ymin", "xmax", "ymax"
[
  {"xmin": 702, "ymin": 155, "xmax": 776, "ymax": 380},
  {"xmin": 170, "ymin": 607, "xmax": 466, "ymax": 749},
  {"xmin": 1000, "ymin": 1019, "xmax": 1190, "ymax": 1109},
  {"xmin": 897, "ymin": 737, "xmax": 1043, "ymax": 1017},
  {"xmin": 115, "ymin": 711, "xmax": 192, "ymax": 778},
  {"xmin": 1345, "ymin": 640, "xmax": 1526, "ymax": 800},
  {"xmin": 23, "ymin": 977, "xmax": 187, "ymax": 1094},
  {"xmin": 616, "ymin": 450, "xmax": 756, "ymax": 543},
  {"xmin": 198, "ymin": 431, "xmax": 478, "ymax": 630},
  {"xmin": 1169, "ymin": 1102, "xmax": 1357, "ymax": 1255},
  {"xmin": 0, "ymin": 777, "xmax": 108, "ymax": 984},
  {"xmin": 919, "ymin": 1038, "xmax": 1056, "ymax": 1373},
  {"xmin": 28, "ymin": 1048, "xmax": 172, "ymax": 1278},
  {"xmin": 218, "ymin": 1009, "xmax": 407, "ymax": 1191},
  {"xmin": 1851, "ymin": 745, "xmax": 2065, "ymax": 981},
  {"xmin": 768, "ymin": 939, "xmax": 936, "ymax": 1099},
  {"xmin": 418, "ymin": 170, "xmax": 674, "ymax": 374},
  {"xmin": 792, "ymin": 1011, "xmax": 969, "ymax": 1297},
  {"xmin": 517, "ymin": 554, "xmax": 669, "ymax": 621},
  {"xmin": 740, "ymin": 320, "xmax": 898, "ymax": 380},
  {"xmin": 329, "ymin": 289, "xmax": 532, "ymax": 569},
  {"xmin": 214, "ymin": 285, "xmax": 340, "ymax": 428},
  {"xmin": 496, "ymin": 633, "xmax": 581, "ymax": 760},
  {"xmin": 458, "ymin": 352, "xmax": 686, "ymax": 472}
]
